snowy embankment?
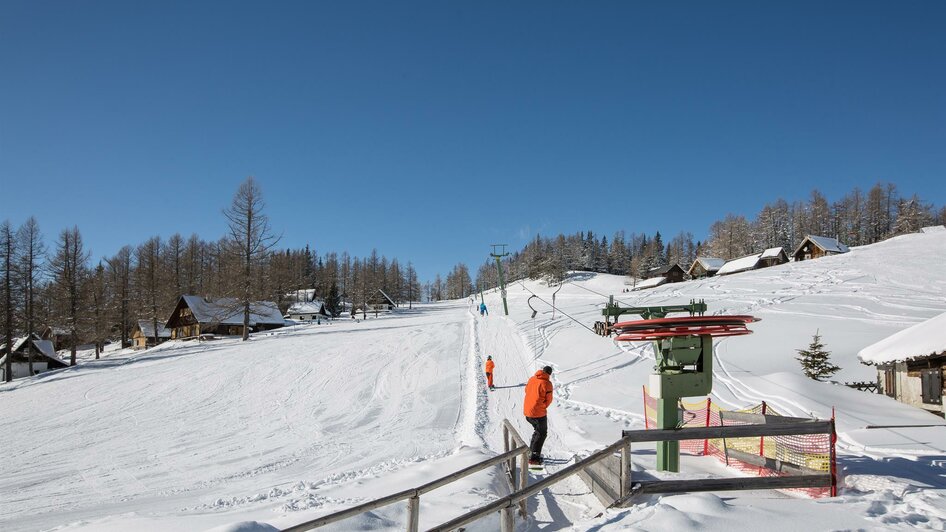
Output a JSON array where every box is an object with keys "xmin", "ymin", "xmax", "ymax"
[{"xmin": 2, "ymin": 230, "xmax": 946, "ymax": 531}]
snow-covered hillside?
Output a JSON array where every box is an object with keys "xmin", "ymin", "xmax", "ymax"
[{"xmin": 2, "ymin": 230, "xmax": 946, "ymax": 530}]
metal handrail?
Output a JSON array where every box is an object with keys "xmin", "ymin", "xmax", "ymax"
[
  {"xmin": 283, "ymin": 423, "xmax": 530, "ymax": 532},
  {"xmin": 429, "ymin": 437, "xmax": 630, "ymax": 532}
]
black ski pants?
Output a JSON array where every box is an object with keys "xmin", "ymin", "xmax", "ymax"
[{"xmin": 525, "ymin": 416, "xmax": 548, "ymax": 458}]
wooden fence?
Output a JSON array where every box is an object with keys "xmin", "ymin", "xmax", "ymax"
[
  {"xmin": 284, "ymin": 415, "xmax": 834, "ymax": 531},
  {"xmin": 282, "ymin": 420, "xmax": 529, "ymax": 532}
]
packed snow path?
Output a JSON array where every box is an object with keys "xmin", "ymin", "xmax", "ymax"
[{"xmin": 0, "ymin": 305, "xmax": 490, "ymax": 531}]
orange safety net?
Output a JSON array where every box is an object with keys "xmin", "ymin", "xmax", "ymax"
[{"xmin": 642, "ymin": 386, "xmax": 836, "ymax": 498}]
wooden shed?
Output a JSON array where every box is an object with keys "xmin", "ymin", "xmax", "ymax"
[
  {"xmin": 132, "ymin": 319, "xmax": 172, "ymax": 350},
  {"xmin": 164, "ymin": 295, "xmax": 285, "ymax": 339},
  {"xmin": 688, "ymin": 257, "xmax": 725, "ymax": 279},
  {"xmin": 285, "ymin": 299, "xmax": 333, "ymax": 322},
  {"xmin": 717, "ymin": 247, "xmax": 789, "ymax": 276},
  {"xmin": 793, "ymin": 235, "xmax": 850, "ymax": 262},
  {"xmin": 644, "ymin": 264, "xmax": 686, "ymax": 283},
  {"xmin": 0, "ymin": 333, "xmax": 67, "ymax": 380},
  {"xmin": 858, "ymin": 311, "xmax": 946, "ymax": 416}
]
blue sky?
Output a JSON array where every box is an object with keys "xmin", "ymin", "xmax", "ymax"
[{"xmin": 1, "ymin": 1, "xmax": 944, "ymax": 282}]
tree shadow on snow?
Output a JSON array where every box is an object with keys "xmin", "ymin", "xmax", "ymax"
[{"xmin": 840, "ymin": 454, "xmax": 946, "ymax": 490}]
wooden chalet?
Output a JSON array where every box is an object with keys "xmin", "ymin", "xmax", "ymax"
[
  {"xmin": 132, "ymin": 319, "xmax": 172, "ymax": 349},
  {"xmin": 164, "ymin": 295, "xmax": 285, "ymax": 339},
  {"xmin": 717, "ymin": 247, "xmax": 789, "ymax": 276},
  {"xmin": 285, "ymin": 299, "xmax": 333, "ymax": 322},
  {"xmin": 0, "ymin": 333, "xmax": 67, "ymax": 380},
  {"xmin": 40, "ymin": 326, "xmax": 70, "ymax": 351},
  {"xmin": 688, "ymin": 257, "xmax": 726, "ymax": 279},
  {"xmin": 354, "ymin": 289, "xmax": 397, "ymax": 315},
  {"xmin": 793, "ymin": 235, "xmax": 849, "ymax": 262},
  {"xmin": 858, "ymin": 311, "xmax": 946, "ymax": 415},
  {"xmin": 644, "ymin": 264, "xmax": 686, "ymax": 283}
]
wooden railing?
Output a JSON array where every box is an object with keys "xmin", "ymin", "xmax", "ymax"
[
  {"xmin": 282, "ymin": 421, "xmax": 530, "ymax": 532},
  {"xmin": 286, "ymin": 416, "xmax": 834, "ymax": 532},
  {"xmin": 428, "ymin": 417, "xmax": 833, "ymax": 531}
]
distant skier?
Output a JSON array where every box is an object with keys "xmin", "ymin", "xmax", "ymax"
[
  {"xmin": 485, "ymin": 355, "xmax": 495, "ymax": 390},
  {"xmin": 480, "ymin": 302, "xmax": 488, "ymax": 316},
  {"xmin": 524, "ymin": 365, "xmax": 554, "ymax": 466}
]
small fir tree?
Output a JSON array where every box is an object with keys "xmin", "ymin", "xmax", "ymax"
[{"xmin": 796, "ymin": 329, "xmax": 840, "ymax": 381}]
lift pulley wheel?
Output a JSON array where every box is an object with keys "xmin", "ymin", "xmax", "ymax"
[{"xmin": 613, "ymin": 315, "xmax": 759, "ymax": 341}]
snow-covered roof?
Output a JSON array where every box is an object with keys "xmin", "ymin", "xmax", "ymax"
[
  {"xmin": 0, "ymin": 334, "xmax": 62, "ymax": 365},
  {"xmin": 921, "ymin": 225, "xmax": 946, "ymax": 234},
  {"xmin": 692, "ymin": 257, "xmax": 725, "ymax": 272},
  {"xmin": 173, "ymin": 296, "xmax": 285, "ymax": 327},
  {"xmin": 631, "ymin": 277, "xmax": 667, "ymax": 290},
  {"xmin": 802, "ymin": 235, "xmax": 849, "ymax": 254},
  {"xmin": 760, "ymin": 247, "xmax": 785, "ymax": 259},
  {"xmin": 287, "ymin": 300, "xmax": 326, "ymax": 315},
  {"xmin": 858, "ymin": 311, "xmax": 946, "ymax": 365},
  {"xmin": 137, "ymin": 320, "xmax": 171, "ymax": 338},
  {"xmin": 377, "ymin": 289, "xmax": 396, "ymax": 306},
  {"xmin": 716, "ymin": 253, "xmax": 762, "ymax": 275}
]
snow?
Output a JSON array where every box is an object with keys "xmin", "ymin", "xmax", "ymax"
[
  {"xmin": 632, "ymin": 276, "xmax": 667, "ymax": 290},
  {"xmin": 760, "ymin": 246, "xmax": 784, "ymax": 259},
  {"xmin": 693, "ymin": 257, "xmax": 725, "ymax": 273},
  {"xmin": 716, "ymin": 253, "xmax": 761, "ymax": 275},
  {"xmin": 285, "ymin": 300, "xmax": 326, "ymax": 315},
  {"xmin": 858, "ymin": 311, "xmax": 946, "ymax": 365},
  {"xmin": 138, "ymin": 319, "xmax": 172, "ymax": 339},
  {"xmin": 2, "ymin": 230, "xmax": 946, "ymax": 531},
  {"xmin": 177, "ymin": 295, "xmax": 285, "ymax": 327},
  {"xmin": 921, "ymin": 225, "xmax": 946, "ymax": 233}
]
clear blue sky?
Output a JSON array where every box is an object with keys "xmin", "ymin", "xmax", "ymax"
[{"xmin": 1, "ymin": 1, "xmax": 944, "ymax": 282}]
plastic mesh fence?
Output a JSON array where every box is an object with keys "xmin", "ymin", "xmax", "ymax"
[{"xmin": 642, "ymin": 387, "xmax": 835, "ymax": 498}]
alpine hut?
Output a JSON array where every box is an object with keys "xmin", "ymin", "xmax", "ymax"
[
  {"xmin": 858, "ymin": 311, "xmax": 946, "ymax": 415},
  {"xmin": 688, "ymin": 257, "xmax": 726, "ymax": 279},
  {"xmin": 164, "ymin": 295, "xmax": 285, "ymax": 339},
  {"xmin": 0, "ymin": 333, "xmax": 67, "ymax": 380},
  {"xmin": 132, "ymin": 319, "xmax": 172, "ymax": 349},
  {"xmin": 793, "ymin": 235, "xmax": 849, "ymax": 262}
]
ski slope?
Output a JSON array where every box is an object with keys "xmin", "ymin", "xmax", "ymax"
[{"xmin": 2, "ymin": 230, "xmax": 946, "ymax": 530}]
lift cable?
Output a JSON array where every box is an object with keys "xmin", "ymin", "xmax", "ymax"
[{"xmin": 518, "ymin": 281, "xmax": 598, "ymax": 335}]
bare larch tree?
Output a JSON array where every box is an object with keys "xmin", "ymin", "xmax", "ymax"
[{"xmin": 223, "ymin": 177, "xmax": 280, "ymax": 341}]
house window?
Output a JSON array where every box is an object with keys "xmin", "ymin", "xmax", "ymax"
[
  {"xmin": 883, "ymin": 366, "xmax": 896, "ymax": 398},
  {"xmin": 921, "ymin": 369, "xmax": 943, "ymax": 405}
]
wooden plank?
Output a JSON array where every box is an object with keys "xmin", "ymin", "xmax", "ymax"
[
  {"xmin": 629, "ymin": 474, "xmax": 833, "ymax": 496},
  {"xmin": 578, "ymin": 468, "xmax": 619, "ymax": 506},
  {"xmin": 587, "ymin": 459, "xmax": 621, "ymax": 491},
  {"xmin": 726, "ymin": 448, "xmax": 824, "ymax": 476},
  {"xmin": 718, "ymin": 411, "xmax": 814, "ymax": 424},
  {"xmin": 622, "ymin": 420, "xmax": 833, "ymax": 442}
]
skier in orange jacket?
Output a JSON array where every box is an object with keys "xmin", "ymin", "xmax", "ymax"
[
  {"xmin": 523, "ymin": 366, "xmax": 554, "ymax": 465},
  {"xmin": 485, "ymin": 356, "xmax": 495, "ymax": 390}
]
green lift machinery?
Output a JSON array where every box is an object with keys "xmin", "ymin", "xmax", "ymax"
[{"xmin": 602, "ymin": 298, "xmax": 757, "ymax": 472}]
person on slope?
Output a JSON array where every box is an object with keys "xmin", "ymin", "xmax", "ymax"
[
  {"xmin": 524, "ymin": 365, "xmax": 554, "ymax": 466},
  {"xmin": 480, "ymin": 302, "xmax": 488, "ymax": 316},
  {"xmin": 485, "ymin": 355, "xmax": 495, "ymax": 391}
]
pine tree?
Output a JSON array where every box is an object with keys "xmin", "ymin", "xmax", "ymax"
[{"xmin": 796, "ymin": 330, "xmax": 840, "ymax": 381}]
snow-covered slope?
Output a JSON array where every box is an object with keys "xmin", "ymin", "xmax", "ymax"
[{"xmin": 2, "ymin": 231, "xmax": 946, "ymax": 531}]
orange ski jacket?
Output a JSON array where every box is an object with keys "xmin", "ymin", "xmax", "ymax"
[
  {"xmin": 485, "ymin": 359, "xmax": 495, "ymax": 373},
  {"xmin": 523, "ymin": 370, "xmax": 553, "ymax": 418}
]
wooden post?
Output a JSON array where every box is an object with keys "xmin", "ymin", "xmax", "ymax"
[
  {"xmin": 500, "ymin": 506, "xmax": 515, "ymax": 532},
  {"xmin": 503, "ymin": 424, "xmax": 510, "ymax": 484},
  {"xmin": 407, "ymin": 495, "xmax": 419, "ymax": 532},
  {"xmin": 519, "ymin": 451, "xmax": 528, "ymax": 517},
  {"xmin": 620, "ymin": 441, "xmax": 631, "ymax": 498},
  {"xmin": 703, "ymin": 397, "xmax": 712, "ymax": 456},
  {"xmin": 758, "ymin": 401, "xmax": 768, "ymax": 474},
  {"xmin": 830, "ymin": 408, "xmax": 838, "ymax": 497},
  {"xmin": 642, "ymin": 386, "xmax": 649, "ymax": 428}
]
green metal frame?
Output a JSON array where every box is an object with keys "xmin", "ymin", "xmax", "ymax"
[{"xmin": 649, "ymin": 334, "xmax": 713, "ymax": 472}]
